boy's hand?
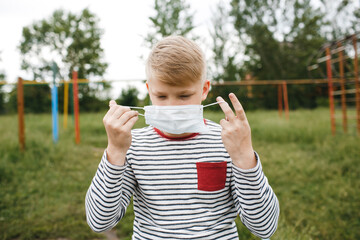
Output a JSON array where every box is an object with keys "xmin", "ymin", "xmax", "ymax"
[
  {"xmin": 217, "ymin": 93, "xmax": 256, "ymax": 169},
  {"xmin": 103, "ymin": 100, "xmax": 139, "ymax": 166}
]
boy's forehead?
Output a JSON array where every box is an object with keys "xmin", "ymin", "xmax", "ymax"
[
  {"xmin": 149, "ymin": 80, "xmax": 201, "ymax": 94},
  {"xmin": 152, "ymin": 88, "xmax": 196, "ymax": 95},
  {"xmin": 148, "ymin": 77, "xmax": 201, "ymax": 89}
]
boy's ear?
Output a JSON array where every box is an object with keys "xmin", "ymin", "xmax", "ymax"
[
  {"xmin": 201, "ymin": 80, "xmax": 210, "ymax": 101},
  {"xmin": 146, "ymin": 81, "xmax": 149, "ymax": 91}
]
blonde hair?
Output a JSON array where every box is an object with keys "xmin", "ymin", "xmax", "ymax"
[{"xmin": 146, "ymin": 36, "xmax": 206, "ymax": 86}]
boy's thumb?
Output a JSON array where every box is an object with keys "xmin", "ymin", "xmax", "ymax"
[{"xmin": 109, "ymin": 100, "xmax": 117, "ymax": 108}]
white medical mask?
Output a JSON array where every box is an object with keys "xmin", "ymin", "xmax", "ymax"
[{"xmin": 128, "ymin": 102, "xmax": 224, "ymax": 134}]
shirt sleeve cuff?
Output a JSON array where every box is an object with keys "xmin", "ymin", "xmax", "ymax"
[
  {"xmin": 232, "ymin": 151, "xmax": 262, "ymax": 177},
  {"xmin": 102, "ymin": 149, "xmax": 128, "ymax": 173}
]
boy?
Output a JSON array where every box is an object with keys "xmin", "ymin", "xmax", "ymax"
[{"xmin": 85, "ymin": 36, "xmax": 279, "ymax": 239}]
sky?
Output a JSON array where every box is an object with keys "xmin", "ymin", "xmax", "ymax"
[{"xmin": 0, "ymin": 0, "xmax": 221, "ymax": 98}]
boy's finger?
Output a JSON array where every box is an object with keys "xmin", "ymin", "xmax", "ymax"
[
  {"xmin": 216, "ymin": 96, "xmax": 235, "ymax": 121},
  {"xmin": 219, "ymin": 118, "xmax": 230, "ymax": 128},
  {"xmin": 106, "ymin": 100, "xmax": 119, "ymax": 117},
  {"xmin": 229, "ymin": 93, "xmax": 247, "ymax": 121},
  {"xmin": 122, "ymin": 114, "xmax": 139, "ymax": 132},
  {"xmin": 109, "ymin": 100, "xmax": 117, "ymax": 108},
  {"xmin": 112, "ymin": 106, "xmax": 131, "ymax": 120}
]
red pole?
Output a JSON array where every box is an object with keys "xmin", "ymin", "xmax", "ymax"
[
  {"xmin": 278, "ymin": 84, "xmax": 283, "ymax": 117},
  {"xmin": 325, "ymin": 47, "xmax": 336, "ymax": 135},
  {"xmin": 337, "ymin": 42, "xmax": 347, "ymax": 133},
  {"xmin": 17, "ymin": 77, "xmax": 25, "ymax": 151},
  {"xmin": 72, "ymin": 71, "xmax": 80, "ymax": 144},
  {"xmin": 282, "ymin": 81, "xmax": 289, "ymax": 120},
  {"xmin": 353, "ymin": 36, "xmax": 360, "ymax": 135}
]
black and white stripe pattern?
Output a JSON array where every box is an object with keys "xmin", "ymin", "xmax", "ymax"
[{"xmin": 85, "ymin": 120, "xmax": 279, "ymax": 239}]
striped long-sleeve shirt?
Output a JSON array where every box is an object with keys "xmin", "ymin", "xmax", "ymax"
[{"xmin": 85, "ymin": 120, "xmax": 279, "ymax": 239}]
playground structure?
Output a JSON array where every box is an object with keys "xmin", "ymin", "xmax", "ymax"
[
  {"xmin": 10, "ymin": 76, "xmax": 357, "ymax": 151},
  {"xmin": 16, "ymin": 71, "xmax": 81, "ymax": 151},
  {"xmin": 308, "ymin": 33, "xmax": 360, "ymax": 135},
  {"xmin": 1, "ymin": 34, "xmax": 359, "ymax": 151}
]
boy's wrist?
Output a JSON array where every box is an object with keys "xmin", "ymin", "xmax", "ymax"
[
  {"xmin": 232, "ymin": 150, "xmax": 257, "ymax": 170},
  {"xmin": 106, "ymin": 145, "xmax": 127, "ymax": 166}
]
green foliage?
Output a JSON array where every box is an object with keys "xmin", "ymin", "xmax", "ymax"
[
  {"xmin": 209, "ymin": 1, "xmax": 242, "ymax": 83},
  {"xmin": 7, "ymin": 84, "xmax": 52, "ymax": 113},
  {"xmin": 0, "ymin": 83, "xmax": 5, "ymax": 114},
  {"xmin": 319, "ymin": 0, "xmax": 360, "ymax": 39},
  {"xmin": 19, "ymin": 8, "xmax": 107, "ymax": 81},
  {"xmin": 18, "ymin": 8, "xmax": 109, "ymax": 112},
  {"xmin": 207, "ymin": 0, "xmax": 331, "ymax": 109},
  {"xmin": 0, "ymin": 53, "xmax": 6, "ymax": 114},
  {"xmin": 144, "ymin": 0, "xmax": 197, "ymax": 49},
  {"xmin": 229, "ymin": 0, "xmax": 327, "ymax": 80},
  {"xmin": 116, "ymin": 86, "xmax": 139, "ymax": 107}
]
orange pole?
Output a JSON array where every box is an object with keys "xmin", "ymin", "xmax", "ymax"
[
  {"xmin": 325, "ymin": 47, "xmax": 336, "ymax": 135},
  {"xmin": 337, "ymin": 42, "xmax": 347, "ymax": 133},
  {"xmin": 353, "ymin": 36, "xmax": 360, "ymax": 135},
  {"xmin": 282, "ymin": 81, "xmax": 289, "ymax": 120},
  {"xmin": 17, "ymin": 77, "xmax": 25, "ymax": 151},
  {"xmin": 73, "ymin": 71, "xmax": 80, "ymax": 144},
  {"xmin": 278, "ymin": 84, "xmax": 283, "ymax": 117}
]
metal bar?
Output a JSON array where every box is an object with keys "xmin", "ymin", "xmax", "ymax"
[
  {"xmin": 353, "ymin": 36, "xmax": 360, "ymax": 134},
  {"xmin": 211, "ymin": 78, "xmax": 345, "ymax": 86},
  {"xmin": 331, "ymin": 45, "xmax": 346, "ymax": 54},
  {"xmin": 326, "ymin": 47, "xmax": 336, "ymax": 135},
  {"xmin": 338, "ymin": 42, "xmax": 347, "ymax": 133},
  {"xmin": 332, "ymin": 89, "xmax": 359, "ymax": 95},
  {"xmin": 282, "ymin": 81, "xmax": 289, "ymax": 120},
  {"xmin": 73, "ymin": 71, "xmax": 80, "ymax": 144},
  {"xmin": 278, "ymin": 84, "xmax": 283, "ymax": 118},
  {"xmin": 17, "ymin": 77, "xmax": 25, "ymax": 151}
]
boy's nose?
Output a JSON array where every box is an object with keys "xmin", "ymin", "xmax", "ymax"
[{"xmin": 167, "ymin": 97, "xmax": 180, "ymax": 106}]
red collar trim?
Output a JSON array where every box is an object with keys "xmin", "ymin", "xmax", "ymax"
[
  {"xmin": 153, "ymin": 119, "xmax": 207, "ymax": 141},
  {"xmin": 154, "ymin": 128, "xmax": 199, "ymax": 141}
]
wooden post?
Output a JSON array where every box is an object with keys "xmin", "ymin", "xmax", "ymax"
[
  {"xmin": 17, "ymin": 77, "xmax": 25, "ymax": 151},
  {"xmin": 282, "ymin": 81, "xmax": 289, "ymax": 120},
  {"xmin": 337, "ymin": 42, "xmax": 347, "ymax": 133},
  {"xmin": 63, "ymin": 80, "xmax": 69, "ymax": 129},
  {"xmin": 325, "ymin": 47, "xmax": 336, "ymax": 135},
  {"xmin": 278, "ymin": 84, "xmax": 283, "ymax": 117},
  {"xmin": 353, "ymin": 36, "xmax": 360, "ymax": 135},
  {"xmin": 72, "ymin": 71, "xmax": 80, "ymax": 144}
]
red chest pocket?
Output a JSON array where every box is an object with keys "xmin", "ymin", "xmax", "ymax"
[{"xmin": 196, "ymin": 161, "xmax": 227, "ymax": 191}]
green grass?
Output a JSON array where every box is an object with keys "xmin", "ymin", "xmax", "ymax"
[{"xmin": 0, "ymin": 108, "xmax": 359, "ymax": 239}]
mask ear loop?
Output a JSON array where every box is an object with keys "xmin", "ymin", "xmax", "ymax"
[
  {"xmin": 124, "ymin": 106, "xmax": 145, "ymax": 116},
  {"xmin": 203, "ymin": 101, "xmax": 226, "ymax": 108},
  {"xmin": 125, "ymin": 101, "xmax": 225, "ymax": 116}
]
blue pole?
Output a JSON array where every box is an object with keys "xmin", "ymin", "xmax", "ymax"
[{"xmin": 51, "ymin": 63, "xmax": 59, "ymax": 143}]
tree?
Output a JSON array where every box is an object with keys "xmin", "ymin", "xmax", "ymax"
[
  {"xmin": 230, "ymin": 0, "xmax": 327, "ymax": 80},
  {"xmin": 209, "ymin": 0, "xmax": 242, "ymax": 83},
  {"xmin": 19, "ymin": 8, "xmax": 107, "ymax": 81},
  {"xmin": 117, "ymin": 86, "xmax": 139, "ymax": 107},
  {"xmin": 206, "ymin": 1, "xmax": 244, "ymax": 105},
  {"xmin": 0, "ymin": 52, "xmax": 6, "ymax": 114},
  {"xmin": 7, "ymin": 84, "xmax": 51, "ymax": 113},
  {"xmin": 319, "ymin": 0, "xmax": 360, "ymax": 39},
  {"xmin": 144, "ymin": 0, "xmax": 197, "ymax": 50},
  {"xmin": 227, "ymin": 0, "xmax": 328, "ymax": 109},
  {"xmin": 0, "ymin": 75, "xmax": 5, "ymax": 114},
  {"xmin": 18, "ymin": 8, "xmax": 108, "ymax": 112}
]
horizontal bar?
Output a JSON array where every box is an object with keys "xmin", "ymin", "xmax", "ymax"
[{"xmin": 332, "ymin": 89, "xmax": 359, "ymax": 95}]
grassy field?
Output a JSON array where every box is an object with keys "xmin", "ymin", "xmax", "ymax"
[{"xmin": 0, "ymin": 108, "xmax": 359, "ymax": 239}]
